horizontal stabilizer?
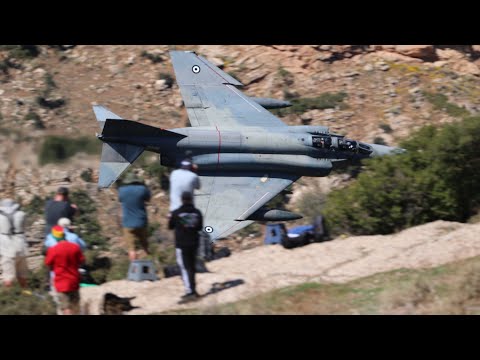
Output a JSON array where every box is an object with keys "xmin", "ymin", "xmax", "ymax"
[
  {"xmin": 98, "ymin": 142, "xmax": 144, "ymax": 188},
  {"xmin": 101, "ymin": 119, "xmax": 186, "ymax": 141}
]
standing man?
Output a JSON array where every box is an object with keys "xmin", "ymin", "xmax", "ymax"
[
  {"xmin": 118, "ymin": 173, "xmax": 151, "ymax": 261},
  {"xmin": 169, "ymin": 192, "xmax": 203, "ymax": 302},
  {"xmin": 44, "ymin": 217, "xmax": 87, "ymax": 313},
  {"xmin": 0, "ymin": 199, "xmax": 29, "ymax": 289},
  {"xmin": 45, "ymin": 187, "xmax": 78, "ymax": 235},
  {"xmin": 169, "ymin": 160, "xmax": 200, "ymax": 213},
  {"xmin": 45, "ymin": 225, "xmax": 85, "ymax": 315}
]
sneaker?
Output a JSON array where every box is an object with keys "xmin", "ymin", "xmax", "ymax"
[{"xmin": 178, "ymin": 292, "xmax": 200, "ymax": 304}]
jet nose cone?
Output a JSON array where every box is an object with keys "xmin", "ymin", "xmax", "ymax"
[{"xmin": 369, "ymin": 144, "xmax": 406, "ymax": 157}]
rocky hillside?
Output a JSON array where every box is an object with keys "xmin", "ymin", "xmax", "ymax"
[
  {"xmin": 80, "ymin": 220, "xmax": 480, "ymax": 314},
  {"xmin": 1, "ymin": 45, "xmax": 480, "ymax": 263}
]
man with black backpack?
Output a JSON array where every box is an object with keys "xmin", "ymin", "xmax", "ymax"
[
  {"xmin": 168, "ymin": 191, "xmax": 203, "ymax": 302},
  {"xmin": 0, "ymin": 199, "xmax": 29, "ymax": 289}
]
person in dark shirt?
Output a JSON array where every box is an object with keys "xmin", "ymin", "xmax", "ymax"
[
  {"xmin": 118, "ymin": 173, "xmax": 151, "ymax": 261},
  {"xmin": 45, "ymin": 187, "xmax": 78, "ymax": 235},
  {"xmin": 169, "ymin": 191, "xmax": 203, "ymax": 301}
]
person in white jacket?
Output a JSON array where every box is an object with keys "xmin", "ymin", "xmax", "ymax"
[{"xmin": 0, "ymin": 199, "xmax": 29, "ymax": 288}]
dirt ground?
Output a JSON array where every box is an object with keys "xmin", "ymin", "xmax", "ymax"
[{"xmin": 80, "ymin": 220, "xmax": 480, "ymax": 314}]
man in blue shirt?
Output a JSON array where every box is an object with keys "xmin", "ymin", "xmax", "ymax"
[
  {"xmin": 118, "ymin": 173, "xmax": 151, "ymax": 261},
  {"xmin": 44, "ymin": 217, "xmax": 87, "ymax": 250}
]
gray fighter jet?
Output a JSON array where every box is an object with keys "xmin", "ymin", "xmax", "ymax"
[{"xmin": 94, "ymin": 50, "xmax": 404, "ymax": 241}]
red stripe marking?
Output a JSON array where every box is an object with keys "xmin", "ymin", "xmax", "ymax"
[{"xmin": 215, "ymin": 125, "xmax": 221, "ymax": 168}]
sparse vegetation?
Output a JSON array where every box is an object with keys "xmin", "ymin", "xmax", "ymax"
[
  {"xmin": 167, "ymin": 255, "xmax": 480, "ymax": 315},
  {"xmin": 236, "ymin": 222, "xmax": 262, "ymax": 238},
  {"xmin": 70, "ymin": 189, "xmax": 108, "ymax": 249},
  {"xmin": 373, "ymin": 136, "xmax": 387, "ymax": 145},
  {"xmin": 379, "ymin": 123, "xmax": 393, "ymax": 133},
  {"xmin": 24, "ymin": 195, "xmax": 45, "ymax": 217},
  {"xmin": 141, "ymin": 50, "xmax": 164, "ymax": 64},
  {"xmin": 39, "ymin": 136, "xmax": 101, "ymax": 165},
  {"xmin": 0, "ymin": 286, "xmax": 56, "ymax": 315},
  {"xmin": 297, "ymin": 186, "xmax": 327, "ymax": 223},
  {"xmin": 424, "ymin": 91, "xmax": 470, "ymax": 118},
  {"xmin": 273, "ymin": 92, "xmax": 349, "ymax": 116},
  {"xmin": 0, "ymin": 45, "xmax": 40, "ymax": 59},
  {"xmin": 35, "ymin": 96, "xmax": 66, "ymax": 109},
  {"xmin": 278, "ymin": 67, "xmax": 294, "ymax": 86},
  {"xmin": 80, "ymin": 169, "xmax": 94, "ymax": 182},
  {"xmin": 45, "ymin": 72, "xmax": 57, "ymax": 92},
  {"xmin": 158, "ymin": 72, "xmax": 174, "ymax": 88},
  {"xmin": 25, "ymin": 110, "xmax": 45, "ymax": 130}
]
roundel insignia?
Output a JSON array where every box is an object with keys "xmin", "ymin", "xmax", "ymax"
[
  {"xmin": 205, "ymin": 226, "xmax": 213, "ymax": 233},
  {"xmin": 192, "ymin": 65, "xmax": 201, "ymax": 74}
]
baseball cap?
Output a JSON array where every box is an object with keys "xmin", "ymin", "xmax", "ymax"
[
  {"xmin": 181, "ymin": 160, "xmax": 192, "ymax": 167},
  {"xmin": 57, "ymin": 217, "xmax": 73, "ymax": 228},
  {"xmin": 57, "ymin": 187, "xmax": 69, "ymax": 196}
]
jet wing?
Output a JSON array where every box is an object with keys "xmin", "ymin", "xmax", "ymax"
[
  {"xmin": 195, "ymin": 172, "xmax": 299, "ymax": 241},
  {"xmin": 170, "ymin": 51, "xmax": 287, "ymax": 129}
]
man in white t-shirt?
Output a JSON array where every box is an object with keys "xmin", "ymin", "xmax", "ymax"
[{"xmin": 169, "ymin": 160, "xmax": 200, "ymax": 212}]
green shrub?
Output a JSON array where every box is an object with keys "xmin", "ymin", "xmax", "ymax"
[
  {"xmin": 321, "ymin": 116, "xmax": 480, "ymax": 236},
  {"xmin": 25, "ymin": 110, "xmax": 45, "ymax": 129},
  {"xmin": 24, "ymin": 195, "xmax": 45, "ymax": 216},
  {"xmin": 424, "ymin": 91, "xmax": 470, "ymax": 118},
  {"xmin": 106, "ymin": 254, "xmax": 130, "ymax": 282},
  {"xmin": 80, "ymin": 169, "xmax": 93, "ymax": 182},
  {"xmin": 69, "ymin": 190, "xmax": 108, "ymax": 249},
  {"xmin": 39, "ymin": 136, "xmax": 101, "ymax": 165},
  {"xmin": 274, "ymin": 92, "xmax": 348, "ymax": 116},
  {"xmin": 0, "ymin": 45, "xmax": 40, "ymax": 59}
]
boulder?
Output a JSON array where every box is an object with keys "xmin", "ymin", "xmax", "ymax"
[
  {"xmin": 436, "ymin": 48, "xmax": 465, "ymax": 61},
  {"xmin": 154, "ymin": 79, "xmax": 169, "ymax": 91},
  {"xmin": 451, "ymin": 59, "xmax": 480, "ymax": 76},
  {"xmin": 395, "ymin": 45, "xmax": 436, "ymax": 60}
]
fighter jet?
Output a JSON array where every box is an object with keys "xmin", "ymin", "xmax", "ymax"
[{"xmin": 94, "ymin": 50, "xmax": 404, "ymax": 241}]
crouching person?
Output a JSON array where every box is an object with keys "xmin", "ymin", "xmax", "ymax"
[{"xmin": 45, "ymin": 226, "xmax": 85, "ymax": 315}]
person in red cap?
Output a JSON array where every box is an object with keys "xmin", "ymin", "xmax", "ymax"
[{"xmin": 45, "ymin": 225, "xmax": 85, "ymax": 315}]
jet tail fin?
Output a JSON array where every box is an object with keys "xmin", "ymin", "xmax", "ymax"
[
  {"xmin": 170, "ymin": 50, "xmax": 243, "ymax": 86},
  {"xmin": 93, "ymin": 105, "xmax": 123, "ymax": 132},
  {"xmin": 93, "ymin": 105, "xmax": 144, "ymax": 188}
]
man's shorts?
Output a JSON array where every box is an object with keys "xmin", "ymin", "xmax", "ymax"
[
  {"xmin": 57, "ymin": 291, "xmax": 80, "ymax": 314},
  {"xmin": 1, "ymin": 256, "xmax": 28, "ymax": 282},
  {"xmin": 123, "ymin": 227, "xmax": 148, "ymax": 252}
]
